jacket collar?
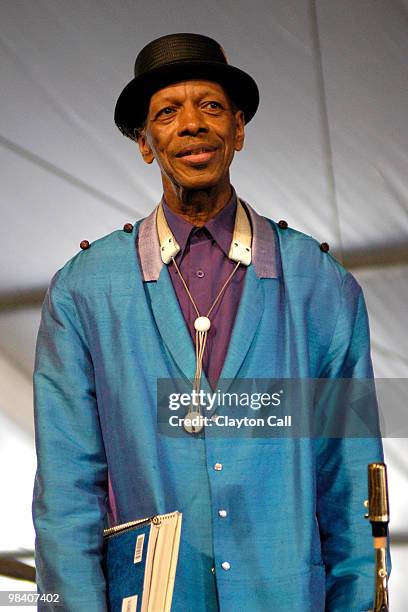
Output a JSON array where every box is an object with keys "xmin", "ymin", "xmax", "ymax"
[{"xmin": 137, "ymin": 197, "xmax": 278, "ymax": 281}]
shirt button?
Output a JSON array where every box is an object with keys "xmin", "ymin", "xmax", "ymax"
[
  {"xmin": 211, "ymin": 567, "xmax": 215, "ymax": 574},
  {"xmin": 218, "ymin": 509, "xmax": 228, "ymax": 518},
  {"xmin": 214, "ymin": 463, "xmax": 223, "ymax": 471},
  {"xmin": 196, "ymin": 269, "xmax": 205, "ymax": 278},
  {"xmin": 221, "ymin": 561, "xmax": 231, "ymax": 571}
]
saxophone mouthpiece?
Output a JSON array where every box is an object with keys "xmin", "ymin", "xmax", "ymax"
[{"xmin": 368, "ymin": 463, "xmax": 389, "ymax": 525}]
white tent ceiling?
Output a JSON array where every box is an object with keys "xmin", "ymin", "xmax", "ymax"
[{"xmin": 0, "ymin": 0, "xmax": 407, "ymax": 606}]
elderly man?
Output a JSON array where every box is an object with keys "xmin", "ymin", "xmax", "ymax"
[{"xmin": 32, "ymin": 33, "xmax": 384, "ymax": 611}]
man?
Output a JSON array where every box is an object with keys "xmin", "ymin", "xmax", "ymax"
[{"xmin": 32, "ymin": 33, "xmax": 384, "ymax": 611}]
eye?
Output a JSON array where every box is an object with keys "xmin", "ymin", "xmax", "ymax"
[
  {"xmin": 156, "ymin": 107, "xmax": 176, "ymax": 119},
  {"xmin": 203, "ymin": 101, "xmax": 223, "ymax": 110}
]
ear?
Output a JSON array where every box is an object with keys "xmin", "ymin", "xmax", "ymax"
[
  {"xmin": 136, "ymin": 129, "xmax": 155, "ymax": 164},
  {"xmin": 234, "ymin": 110, "xmax": 245, "ymax": 152}
]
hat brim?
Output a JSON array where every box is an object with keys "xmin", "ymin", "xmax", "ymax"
[{"xmin": 114, "ymin": 61, "xmax": 259, "ymax": 139}]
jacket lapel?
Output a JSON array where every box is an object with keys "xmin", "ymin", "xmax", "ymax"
[
  {"xmin": 138, "ymin": 207, "xmax": 214, "ymax": 386},
  {"xmin": 147, "ymin": 266, "xmax": 197, "ymax": 382},
  {"xmin": 218, "ymin": 264, "xmax": 264, "ymax": 383},
  {"xmin": 218, "ymin": 199, "xmax": 278, "ymax": 384}
]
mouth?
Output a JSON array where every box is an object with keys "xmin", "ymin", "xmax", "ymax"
[{"xmin": 175, "ymin": 145, "xmax": 218, "ymax": 165}]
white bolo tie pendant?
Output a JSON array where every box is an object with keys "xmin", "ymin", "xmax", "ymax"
[{"xmin": 194, "ymin": 316, "xmax": 211, "ymax": 333}]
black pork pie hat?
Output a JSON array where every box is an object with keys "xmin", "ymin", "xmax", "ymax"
[{"xmin": 114, "ymin": 32, "xmax": 260, "ymax": 139}]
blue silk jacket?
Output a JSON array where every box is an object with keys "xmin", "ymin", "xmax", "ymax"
[{"xmin": 32, "ymin": 200, "xmax": 383, "ymax": 611}]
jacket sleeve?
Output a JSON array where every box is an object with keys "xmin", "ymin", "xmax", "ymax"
[
  {"xmin": 32, "ymin": 271, "xmax": 108, "ymax": 611},
  {"xmin": 315, "ymin": 272, "xmax": 388, "ymax": 612}
]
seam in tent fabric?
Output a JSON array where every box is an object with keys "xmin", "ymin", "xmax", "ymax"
[
  {"xmin": 308, "ymin": 0, "xmax": 344, "ymax": 263},
  {"xmin": 0, "ymin": 134, "xmax": 142, "ymax": 219}
]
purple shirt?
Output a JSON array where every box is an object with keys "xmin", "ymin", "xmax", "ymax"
[{"xmin": 162, "ymin": 190, "xmax": 246, "ymax": 389}]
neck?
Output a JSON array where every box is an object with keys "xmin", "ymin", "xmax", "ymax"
[{"xmin": 162, "ymin": 176, "xmax": 233, "ymax": 226}]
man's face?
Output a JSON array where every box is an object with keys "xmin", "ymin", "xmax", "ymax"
[{"xmin": 137, "ymin": 80, "xmax": 245, "ymax": 191}]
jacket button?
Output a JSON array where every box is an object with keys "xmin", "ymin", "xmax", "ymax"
[
  {"xmin": 218, "ymin": 509, "xmax": 228, "ymax": 518},
  {"xmin": 214, "ymin": 463, "xmax": 223, "ymax": 471},
  {"xmin": 320, "ymin": 242, "xmax": 330, "ymax": 252},
  {"xmin": 278, "ymin": 220, "xmax": 288, "ymax": 229},
  {"xmin": 80, "ymin": 240, "xmax": 90, "ymax": 250},
  {"xmin": 221, "ymin": 561, "xmax": 231, "ymax": 571},
  {"xmin": 123, "ymin": 223, "xmax": 133, "ymax": 233}
]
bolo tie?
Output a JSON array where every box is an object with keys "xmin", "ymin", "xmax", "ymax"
[{"xmin": 156, "ymin": 198, "xmax": 252, "ymax": 434}]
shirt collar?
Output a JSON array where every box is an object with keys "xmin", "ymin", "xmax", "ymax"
[
  {"xmin": 137, "ymin": 196, "xmax": 278, "ymax": 281},
  {"xmin": 161, "ymin": 189, "xmax": 237, "ymax": 260}
]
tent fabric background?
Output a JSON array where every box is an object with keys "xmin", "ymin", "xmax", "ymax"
[{"xmin": 0, "ymin": 0, "xmax": 407, "ymax": 608}]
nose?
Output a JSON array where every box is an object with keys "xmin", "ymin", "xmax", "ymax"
[{"xmin": 177, "ymin": 103, "xmax": 208, "ymax": 137}]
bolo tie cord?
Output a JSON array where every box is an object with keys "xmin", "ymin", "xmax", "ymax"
[{"xmin": 171, "ymin": 256, "xmax": 241, "ymax": 399}]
